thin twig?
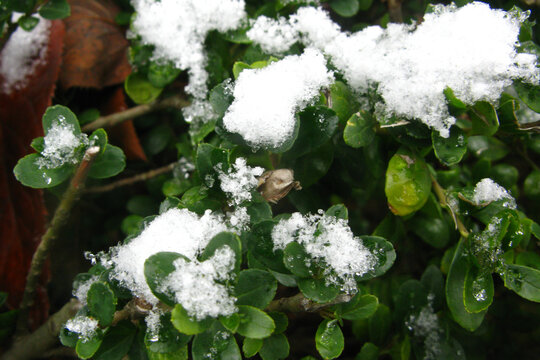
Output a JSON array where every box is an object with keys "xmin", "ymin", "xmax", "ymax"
[
  {"xmin": 85, "ymin": 162, "xmax": 177, "ymax": 194},
  {"xmin": 82, "ymin": 95, "xmax": 190, "ymax": 132},
  {"xmin": 431, "ymin": 174, "xmax": 470, "ymax": 238},
  {"xmin": 4, "ymin": 299, "xmax": 81, "ymax": 360},
  {"xmin": 16, "ymin": 147, "xmax": 101, "ymax": 335},
  {"xmin": 265, "ymin": 293, "xmax": 353, "ymax": 313}
]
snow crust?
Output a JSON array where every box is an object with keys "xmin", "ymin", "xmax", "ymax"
[
  {"xmin": 223, "ymin": 49, "xmax": 334, "ymax": 148},
  {"xmin": 218, "ymin": 157, "xmax": 264, "ymax": 205},
  {"xmin": 472, "ymin": 178, "xmax": 516, "ymax": 208},
  {"xmin": 248, "ymin": 3, "xmax": 539, "ymax": 137},
  {"xmin": 0, "ymin": 15, "xmax": 51, "ymax": 94},
  {"xmin": 272, "ymin": 212, "xmax": 376, "ymax": 293}
]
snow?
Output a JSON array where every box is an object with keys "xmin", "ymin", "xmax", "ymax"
[
  {"xmin": 272, "ymin": 212, "xmax": 376, "ymax": 293},
  {"xmin": 160, "ymin": 246, "xmax": 237, "ymax": 320},
  {"xmin": 65, "ymin": 316, "xmax": 99, "ymax": 342},
  {"xmin": 72, "ymin": 276, "xmax": 98, "ymax": 305},
  {"xmin": 247, "ymin": 16, "xmax": 298, "ymax": 54},
  {"xmin": 223, "ymin": 48, "xmax": 334, "ymax": 149},
  {"xmin": 36, "ymin": 116, "xmax": 89, "ymax": 169},
  {"xmin": 248, "ymin": 3, "xmax": 538, "ymax": 137},
  {"xmin": 0, "ymin": 15, "xmax": 51, "ymax": 94},
  {"xmin": 106, "ymin": 208, "xmax": 228, "ymax": 304},
  {"xmin": 218, "ymin": 157, "xmax": 264, "ymax": 205},
  {"xmin": 406, "ymin": 304, "xmax": 442, "ymax": 360},
  {"xmin": 472, "ymin": 178, "xmax": 516, "ymax": 208},
  {"xmin": 130, "ymin": 0, "xmax": 246, "ymax": 122},
  {"xmin": 227, "ymin": 206, "xmax": 250, "ymax": 232}
]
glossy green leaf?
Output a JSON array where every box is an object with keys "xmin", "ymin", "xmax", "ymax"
[
  {"xmin": 147, "ymin": 346, "xmax": 188, "ymax": 360},
  {"xmin": 330, "ymin": 81, "xmax": 357, "ymax": 123},
  {"xmin": 199, "ymin": 232, "xmax": 242, "ymax": 271},
  {"xmin": 209, "ymin": 80, "xmax": 234, "ymax": 118},
  {"xmin": 524, "ymin": 170, "xmax": 540, "ymax": 198},
  {"xmin": 171, "ymin": 304, "xmax": 213, "ymax": 335},
  {"xmin": 385, "ymin": 149, "xmax": 431, "ymax": 216},
  {"xmin": 316, "ymin": 319, "xmax": 344, "ymax": 359},
  {"xmin": 87, "ymin": 282, "xmax": 116, "ymax": 327},
  {"xmin": 235, "ymin": 269, "xmax": 277, "ymax": 309},
  {"xmin": 445, "ymin": 239, "xmax": 487, "ymax": 331},
  {"xmin": 283, "ymin": 242, "xmax": 313, "ymax": 278},
  {"xmin": 76, "ymin": 334, "xmax": 104, "ymax": 359},
  {"xmin": 368, "ymin": 304, "xmax": 391, "ymax": 345},
  {"xmin": 233, "ymin": 61, "xmax": 251, "ymax": 79},
  {"xmin": 148, "ymin": 62, "xmax": 182, "ymax": 88},
  {"xmin": 42, "ymin": 105, "xmax": 81, "ymax": 135},
  {"xmin": 88, "ymin": 128, "xmax": 108, "ymax": 156},
  {"xmin": 298, "ymin": 277, "xmax": 340, "ymax": 303},
  {"xmin": 145, "ymin": 252, "xmax": 188, "ymax": 306},
  {"xmin": 196, "ymin": 143, "xmax": 229, "ymax": 187},
  {"xmin": 219, "ymin": 313, "xmax": 240, "ymax": 333},
  {"xmin": 467, "ymin": 135, "xmax": 509, "ymax": 161},
  {"xmin": 290, "ymin": 141, "xmax": 334, "ymax": 188},
  {"xmin": 409, "ymin": 214, "xmax": 450, "ymax": 249},
  {"xmin": 420, "ymin": 265, "xmax": 445, "ymax": 311},
  {"xmin": 125, "ymin": 73, "xmax": 163, "ymax": 105},
  {"xmin": 326, "ymin": 204, "xmax": 348, "ymax": 220},
  {"xmin": 337, "ymin": 293, "xmax": 378, "ymax": 320},
  {"xmin": 464, "ymin": 267, "xmax": 494, "ymax": 313},
  {"xmin": 145, "ymin": 313, "xmax": 191, "ymax": 354},
  {"xmin": 444, "ymin": 87, "xmax": 467, "ymax": 110},
  {"xmin": 247, "ymin": 220, "xmax": 289, "ymax": 273},
  {"xmin": 88, "ymin": 145, "xmax": 126, "ymax": 179},
  {"xmin": 344, "ymin": 111, "xmax": 376, "ymax": 148},
  {"xmin": 13, "ymin": 153, "xmax": 74, "ymax": 188},
  {"xmin": 243, "ymin": 337, "xmax": 263, "ymax": 358},
  {"xmin": 356, "ymin": 236, "xmax": 396, "ymax": 280},
  {"xmin": 504, "ymin": 264, "xmax": 540, "ymax": 302},
  {"xmin": 470, "ymin": 101, "xmax": 499, "ymax": 136},
  {"xmin": 94, "ymin": 321, "xmax": 136, "ymax": 360},
  {"xmin": 432, "ymin": 127, "xmax": 467, "ymax": 166},
  {"xmin": 267, "ymin": 312, "xmax": 288, "ymax": 334},
  {"xmin": 39, "ymin": 0, "xmax": 70, "ymax": 19},
  {"xmin": 17, "ymin": 15, "xmax": 39, "ymax": 31},
  {"xmin": 259, "ymin": 333, "xmax": 290, "ymax": 360},
  {"xmin": 394, "ymin": 280, "xmax": 427, "ymax": 322},
  {"xmin": 356, "ymin": 342, "xmax": 379, "ymax": 360},
  {"xmin": 192, "ymin": 323, "xmax": 241, "ymax": 360},
  {"xmin": 144, "ymin": 124, "xmax": 172, "ymax": 155},
  {"xmin": 515, "ymin": 80, "xmax": 540, "ymax": 113},
  {"xmin": 121, "ymin": 215, "xmax": 143, "ymax": 236},
  {"xmin": 330, "ymin": 0, "xmax": 360, "ymax": 17},
  {"xmin": 236, "ymin": 305, "xmax": 275, "ymax": 339}
]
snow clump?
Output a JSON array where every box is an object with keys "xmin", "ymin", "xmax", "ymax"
[
  {"xmin": 472, "ymin": 178, "xmax": 516, "ymax": 208},
  {"xmin": 0, "ymin": 15, "xmax": 51, "ymax": 94},
  {"xmin": 272, "ymin": 212, "xmax": 376, "ymax": 293},
  {"xmin": 218, "ymin": 157, "xmax": 264, "ymax": 205},
  {"xmin": 65, "ymin": 316, "xmax": 99, "ymax": 342},
  {"xmin": 223, "ymin": 48, "xmax": 334, "ymax": 149}
]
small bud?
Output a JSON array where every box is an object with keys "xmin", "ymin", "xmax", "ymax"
[{"xmin": 257, "ymin": 169, "xmax": 301, "ymax": 204}]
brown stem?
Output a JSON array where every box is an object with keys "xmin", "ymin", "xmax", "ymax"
[
  {"xmin": 85, "ymin": 162, "xmax": 177, "ymax": 194},
  {"xmin": 16, "ymin": 147, "xmax": 100, "ymax": 335},
  {"xmin": 82, "ymin": 95, "xmax": 190, "ymax": 132},
  {"xmin": 4, "ymin": 299, "xmax": 82, "ymax": 360},
  {"xmin": 387, "ymin": 0, "xmax": 403, "ymax": 23},
  {"xmin": 265, "ymin": 293, "xmax": 353, "ymax": 313},
  {"xmin": 431, "ymin": 174, "xmax": 470, "ymax": 238}
]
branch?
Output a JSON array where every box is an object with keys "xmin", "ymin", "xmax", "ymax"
[
  {"xmin": 431, "ymin": 174, "xmax": 470, "ymax": 238},
  {"xmin": 85, "ymin": 162, "xmax": 177, "ymax": 194},
  {"xmin": 4, "ymin": 299, "xmax": 81, "ymax": 360},
  {"xmin": 82, "ymin": 95, "xmax": 190, "ymax": 132},
  {"xmin": 16, "ymin": 147, "xmax": 101, "ymax": 335},
  {"xmin": 387, "ymin": 0, "xmax": 403, "ymax": 23},
  {"xmin": 266, "ymin": 293, "xmax": 353, "ymax": 313}
]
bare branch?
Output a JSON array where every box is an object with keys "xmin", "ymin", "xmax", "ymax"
[{"xmin": 266, "ymin": 293, "xmax": 353, "ymax": 313}]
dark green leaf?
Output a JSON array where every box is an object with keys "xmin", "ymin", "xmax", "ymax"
[
  {"xmin": 39, "ymin": 0, "xmax": 70, "ymax": 19},
  {"xmin": 409, "ymin": 214, "xmax": 450, "ymax": 249},
  {"xmin": 283, "ymin": 242, "xmax": 313, "ymax": 278},
  {"xmin": 368, "ymin": 304, "xmax": 391, "ymax": 345},
  {"xmin": 145, "ymin": 313, "xmax": 191, "ymax": 353},
  {"xmin": 121, "ymin": 215, "xmax": 143, "ymax": 236},
  {"xmin": 236, "ymin": 305, "xmax": 275, "ymax": 339},
  {"xmin": 330, "ymin": 81, "xmax": 357, "ymax": 123},
  {"xmin": 326, "ymin": 204, "xmax": 348, "ymax": 220},
  {"xmin": 464, "ymin": 267, "xmax": 494, "ymax": 313},
  {"xmin": 148, "ymin": 62, "xmax": 181, "ymax": 88},
  {"xmin": 267, "ymin": 312, "xmax": 288, "ymax": 334},
  {"xmin": 145, "ymin": 252, "xmax": 188, "ymax": 306},
  {"xmin": 504, "ymin": 264, "xmax": 540, "ymax": 302},
  {"xmin": 196, "ymin": 143, "xmax": 229, "ymax": 187},
  {"xmin": 339, "ymin": 294, "xmax": 378, "ymax": 320},
  {"xmin": 524, "ymin": 170, "xmax": 540, "ymax": 198},
  {"xmin": 235, "ymin": 269, "xmax": 277, "ymax": 309},
  {"xmin": 88, "ymin": 128, "xmax": 108, "ymax": 155},
  {"xmin": 247, "ymin": 220, "xmax": 289, "ymax": 273},
  {"xmin": 243, "ymin": 337, "xmax": 263, "ymax": 358},
  {"xmin": 17, "ymin": 15, "xmax": 39, "ymax": 31},
  {"xmin": 470, "ymin": 101, "xmax": 499, "ymax": 136},
  {"xmin": 209, "ymin": 80, "xmax": 234, "ymax": 118},
  {"xmin": 432, "ymin": 127, "xmax": 467, "ymax": 166},
  {"xmin": 42, "ymin": 105, "xmax": 81, "ymax": 135},
  {"xmin": 246, "ymin": 201, "xmax": 273, "ymax": 224},
  {"xmin": 87, "ymin": 282, "xmax": 117, "ymax": 327},
  {"xmin": 192, "ymin": 323, "xmax": 241, "ymax": 360},
  {"xmin": 94, "ymin": 321, "xmax": 136, "ymax": 360},
  {"xmin": 79, "ymin": 108, "xmax": 100, "ymax": 125},
  {"xmin": 127, "ymin": 195, "xmax": 159, "ymax": 217},
  {"xmin": 316, "ymin": 319, "xmax": 344, "ymax": 359},
  {"xmin": 394, "ymin": 280, "xmax": 427, "ymax": 322},
  {"xmin": 60, "ymin": 327, "xmax": 79, "ymax": 348},
  {"xmin": 444, "ymin": 87, "xmax": 467, "ymax": 110},
  {"xmin": 13, "ymin": 153, "xmax": 74, "ymax": 188},
  {"xmin": 515, "ymin": 80, "xmax": 540, "ymax": 113},
  {"xmin": 298, "ymin": 278, "xmax": 340, "ymax": 303},
  {"xmin": 356, "ymin": 342, "xmax": 378, "ymax": 360},
  {"xmin": 125, "ymin": 73, "xmax": 163, "ymax": 105},
  {"xmin": 88, "ymin": 145, "xmax": 126, "ymax": 179},
  {"xmin": 290, "ymin": 141, "xmax": 334, "ymax": 188},
  {"xmin": 344, "ymin": 111, "xmax": 376, "ymax": 148},
  {"xmin": 199, "ymin": 232, "xmax": 242, "ymax": 271},
  {"xmin": 420, "ymin": 265, "xmax": 445, "ymax": 311},
  {"xmin": 171, "ymin": 304, "xmax": 213, "ymax": 335},
  {"xmin": 259, "ymin": 333, "xmax": 290, "ymax": 360},
  {"xmin": 356, "ymin": 236, "xmax": 396, "ymax": 281},
  {"xmin": 330, "ymin": 0, "xmax": 360, "ymax": 17},
  {"xmin": 76, "ymin": 334, "xmax": 104, "ymax": 359},
  {"xmin": 467, "ymin": 135, "xmax": 509, "ymax": 161},
  {"xmin": 219, "ymin": 313, "xmax": 240, "ymax": 333}
]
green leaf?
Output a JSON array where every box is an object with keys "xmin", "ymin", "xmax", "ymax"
[
  {"xmin": 444, "ymin": 87, "xmax": 467, "ymax": 110},
  {"xmin": 121, "ymin": 215, "xmax": 143, "ymax": 236},
  {"xmin": 420, "ymin": 265, "xmax": 444, "ymax": 310},
  {"xmin": 326, "ymin": 204, "xmax": 348, "ymax": 220},
  {"xmin": 145, "ymin": 313, "xmax": 191, "ymax": 354},
  {"xmin": 283, "ymin": 242, "xmax": 313, "ymax": 278},
  {"xmin": 259, "ymin": 333, "xmax": 290, "ymax": 360},
  {"xmin": 236, "ymin": 305, "xmax": 275, "ymax": 339},
  {"xmin": 235, "ymin": 269, "xmax": 277, "ymax": 309},
  {"xmin": 233, "ymin": 61, "xmax": 251, "ymax": 79},
  {"xmin": 243, "ymin": 337, "xmax": 263, "ymax": 357},
  {"xmin": 196, "ymin": 143, "xmax": 229, "ymax": 187},
  {"xmin": 330, "ymin": 0, "xmax": 360, "ymax": 17},
  {"xmin": 219, "ymin": 313, "xmax": 240, "ymax": 333},
  {"xmin": 246, "ymin": 201, "xmax": 273, "ymax": 224},
  {"xmin": 368, "ymin": 304, "xmax": 391, "ymax": 345},
  {"xmin": 289, "ymin": 140, "xmax": 334, "ymax": 188},
  {"xmin": 524, "ymin": 170, "xmax": 540, "ymax": 198},
  {"xmin": 394, "ymin": 280, "xmax": 427, "ymax": 322},
  {"xmin": 13, "ymin": 153, "xmax": 74, "ymax": 188},
  {"xmin": 445, "ymin": 239, "xmax": 487, "ymax": 331},
  {"xmin": 247, "ymin": 220, "xmax": 289, "ymax": 274},
  {"xmin": 30, "ymin": 137, "xmax": 45, "ymax": 153},
  {"xmin": 125, "ymin": 73, "xmax": 163, "ymax": 105},
  {"xmin": 298, "ymin": 278, "xmax": 340, "ymax": 303},
  {"xmin": 7, "ymin": 0, "xmax": 35, "ymax": 13},
  {"xmin": 60, "ymin": 327, "xmax": 79, "ymax": 348},
  {"xmin": 432, "ymin": 127, "xmax": 467, "ymax": 166},
  {"xmin": 356, "ymin": 236, "xmax": 396, "ymax": 280},
  {"xmin": 409, "ymin": 214, "xmax": 450, "ymax": 249},
  {"xmin": 87, "ymin": 282, "xmax": 117, "ymax": 327},
  {"xmin": 209, "ymin": 80, "xmax": 234, "ymax": 118},
  {"xmin": 316, "ymin": 319, "xmax": 344, "ymax": 359},
  {"xmin": 145, "ymin": 252, "xmax": 188, "ymax": 306},
  {"xmin": 464, "ymin": 267, "xmax": 494, "ymax": 313},
  {"xmin": 267, "ymin": 312, "xmax": 288, "ymax": 334},
  {"xmin": 79, "ymin": 108, "xmax": 100, "ymax": 125},
  {"xmin": 330, "ymin": 81, "xmax": 357, "ymax": 123},
  {"xmin": 171, "ymin": 304, "xmax": 213, "ymax": 335},
  {"xmin": 147, "ymin": 346, "xmax": 188, "ymax": 360},
  {"xmin": 385, "ymin": 149, "xmax": 431, "ymax": 216},
  {"xmin": 88, "ymin": 128, "xmax": 108, "ymax": 155},
  {"xmin": 39, "ymin": 0, "xmax": 70, "ymax": 19},
  {"xmin": 88, "ymin": 145, "xmax": 126, "ymax": 179},
  {"xmin": 76, "ymin": 334, "xmax": 104, "ymax": 359},
  {"xmin": 467, "ymin": 135, "xmax": 509, "ymax": 161},
  {"xmin": 286, "ymin": 106, "xmax": 338, "ymax": 159},
  {"xmin": 94, "ymin": 321, "xmax": 137, "ymax": 360},
  {"xmin": 17, "ymin": 15, "xmax": 39, "ymax": 31},
  {"xmin": 339, "ymin": 294, "xmax": 378, "ymax": 320},
  {"xmin": 504, "ymin": 264, "xmax": 540, "ymax": 302},
  {"xmin": 148, "ymin": 62, "xmax": 182, "ymax": 88},
  {"xmin": 344, "ymin": 111, "xmax": 376, "ymax": 148},
  {"xmin": 199, "ymin": 232, "xmax": 242, "ymax": 271},
  {"xmin": 192, "ymin": 323, "xmax": 241, "ymax": 360},
  {"xmin": 515, "ymin": 81, "xmax": 540, "ymax": 113},
  {"xmin": 470, "ymin": 102, "xmax": 499, "ymax": 136},
  {"xmin": 356, "ymin": 342, "xmax": 379, "ymax": 360},
  {"xmin": 144, "ymin": 124, "xmax": 172, "ymax": 155},
  {"xmin": 43, "ymin": 105, "xmax": 81, "ymax": 135}
]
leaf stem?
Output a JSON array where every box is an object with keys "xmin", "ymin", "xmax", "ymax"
[
  {"xmin": 85, "ymin": 162, "xmax": 177, "ymax": 194},
  {"xmin": 265, "ymin": 293, "xmax": 352, "ymax": 313},
  {"xmin": 16, "ymin": 147, "xmax": 100, "ymax": 335},
  {"xmin": 82, "ymin": 95, "xmax": 190, "ymax": 132},
  {"xmin": 431, "ymin": 174, "xmax": 470, "ymax": 238}
]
